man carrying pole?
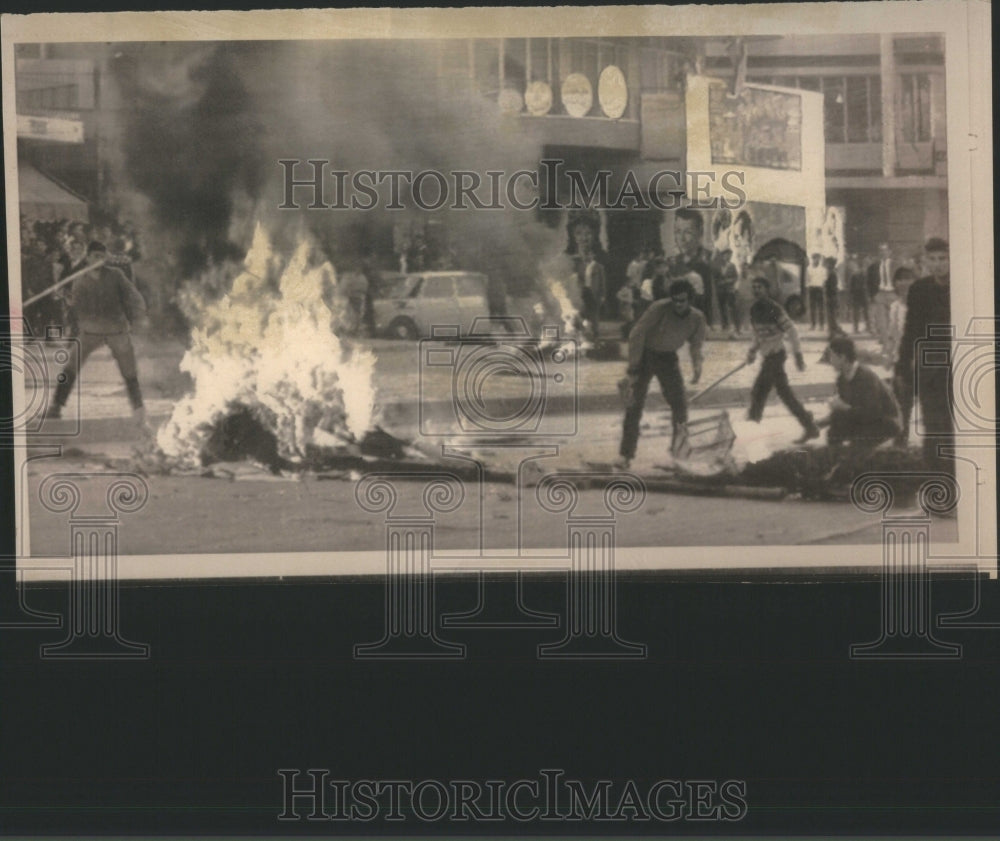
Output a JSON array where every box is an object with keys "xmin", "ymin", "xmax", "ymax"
[
  {"xmin": 746, "ymin": 275, "xmax": 821, "ymax": 444},
  {"xmin": 44, "ymin": 241, "xmax": 150, "ymax": 435}
]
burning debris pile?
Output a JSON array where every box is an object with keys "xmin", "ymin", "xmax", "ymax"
[{"xmin": 153, "ymin": 222, "xmax": 385, "ymax": 472}]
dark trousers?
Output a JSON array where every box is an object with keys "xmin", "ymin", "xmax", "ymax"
[
  {"xmin": 581, "ymin": 288, "xmax": 600, "ymax": 339},
  {"xmin": 717, "ymin": 286, "xmax": 741, "ymax": 332},
  {"xmin": 892, "ymin": 373, "xmax": 914, "ymax": 442},
  {"xmin": 825, "ymin": 291, "xmax": 842, "ymax": 335},
  {"xmin": 827, "ymin": 409, "xmax": 900, "ymax": 449},
  {"xmin": 619, "ymin": 349, "xmax": 687, "ymax": 460},
  {"xmin": 54, "ymin": 330, "xmax": 143, "ymax": 410},
  {"xmin": 748, "ymin": 350, "xmax": 813, "ymax": 429},
  {"xmin": 808, "ymin": 288, "xmax": 825, "ymax": 328},
  {"xmin": 916, "ymin": 364, "xmax": 954, "ymax": 474},
  {"xmin": 699, "ymin": 279, "xmax": 715, "ymax": 326},
  {"xmin": 850, "ymin": 294, "xmax": 870, "ymax": 333}
]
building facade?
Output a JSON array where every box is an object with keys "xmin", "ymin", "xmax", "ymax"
[{"xmin": 15, "ymin": 33, "xmax": 948, "ymax": 272}]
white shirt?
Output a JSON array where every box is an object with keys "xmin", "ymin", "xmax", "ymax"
[
  {"xmin": 806, "ymin": 265, "xmax": 826, "ymax": 289},
  {"xmin": 879, "ymin": 259, "xmax": 894, "ymax": 292},
  {"xmin": 626, "ymin": 259, "xmax": 646, "ymax": 287},
  {"xmin": 886, "ymin": 298, "xmax": 908, "ymax": 361}
]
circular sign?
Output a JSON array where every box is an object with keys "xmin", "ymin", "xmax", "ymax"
[
  {"xmin": 598, "ymin": 65, "xmax": 628, "ymax": 119},
  {"xmin": 498, "ymin": 87, "xmax": 524, "ymax": 115},
  {"xmin": 524, "ymin": 81, "xmax": 553, "ymax": 116},
  {"xmin": 560, "ymin": 73, "xmax": 593, "ymax": 118}
]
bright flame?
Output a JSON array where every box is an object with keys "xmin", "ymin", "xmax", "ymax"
[
  {"xmin": 156, "ymin": 221, "xmax": 378, "ymax": 467},
  {"xmin": 534, "ymin": 250, "xmax": 584, "ymax": 354}
]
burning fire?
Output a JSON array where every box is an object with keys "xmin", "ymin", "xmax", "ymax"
[
  {"xmin": 534, "ymin": 250, "xmax": 585, "ymax": 355},
  {"xmin": 156, "ymin": 221, "xmax": 378, "ymax": 467}
]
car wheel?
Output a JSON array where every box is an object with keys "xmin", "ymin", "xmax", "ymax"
[
  {"xmin": 388, "ymin": 317, "xmax": 419, "ymax": 340},
  {"xmin": 785, "ymin": 295, "xmax": 805, "ymax": 319}
]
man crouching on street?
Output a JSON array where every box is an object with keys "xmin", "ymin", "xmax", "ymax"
[
  {"xmin": 746, "ymin": 275, "xmax": 820, "ymax": 444},
  {"xmin": 615, "ymin": 279, "xmax": 704, "ymax": 469},
  {"xmin": 823, "ymin": 335, "xmax": 901, "ymax": 451}
]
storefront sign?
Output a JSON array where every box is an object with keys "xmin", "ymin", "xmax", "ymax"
[
  {"xmin": 524, "ymin": 81, "xmax": 553, "ymax": 116},
  {"xmin": 561, "ymin": 73, "xmax": 593, "ymax": 118},
  {"xmin": 16, "ymin": 113, "xmax": 84, "ymax": 144},
  {"xmin": 598, "ymin": 65, "xmax": 628, "ymax": 119},
  {"xmin": 498, "ymin": 87, "xmax": 524, "ymax": 115}
]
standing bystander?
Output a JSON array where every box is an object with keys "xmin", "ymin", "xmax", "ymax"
[
  {"xmin": 894, "ymin": 238, "xmax": 953, "ymax": 472},
  {"xmin": 806, "ymin": 252, "xmax": 826, "ymax": 331}
]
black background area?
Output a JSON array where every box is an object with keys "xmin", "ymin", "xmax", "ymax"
[{"xmin": 0, "ymin": 574, "xmax": 998, "ymax": 835}]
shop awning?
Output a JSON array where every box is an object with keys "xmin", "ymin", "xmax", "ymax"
[{"xmin": 17, "ymin": 161, "xmax": 89, "ymax": 222}]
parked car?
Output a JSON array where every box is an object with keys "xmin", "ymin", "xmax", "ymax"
[{"xmin": 372, "ymin": 271, "xmax": 491, "ymax": 339}]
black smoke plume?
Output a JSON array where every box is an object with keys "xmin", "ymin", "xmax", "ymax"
[{"xmin": 108, "ymin": 40, "xmax": 561, "ymax": 292}]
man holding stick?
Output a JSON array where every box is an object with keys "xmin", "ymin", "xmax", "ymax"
[
  {"xmin": 746, "ymin": 276, "xmax": 820, "ymax": 443},
  {"xmin": 44, "ymin": 241, "xmax": 150, "ymax": 434}
]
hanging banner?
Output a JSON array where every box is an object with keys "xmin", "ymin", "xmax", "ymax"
[{"xmin": 685, "ymin": 75, "xmax": 826, "ymax": 257}]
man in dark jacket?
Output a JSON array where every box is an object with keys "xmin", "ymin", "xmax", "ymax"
[
  {"xmin": 824, "ymin": 335, "xmax": 900, "ymax": 449},
  {"xmin": 894, "ymin": 237, "xmax": 953, "ymax": 473},
  {"xmin": 846, "ymin": 253, "xmax": 870, "ymax": 333},
  {"xmin": 48, "ymin": 241, "xmax": 149, "ymax": 433}
]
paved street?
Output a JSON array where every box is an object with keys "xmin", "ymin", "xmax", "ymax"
[{"xmin": 24, "ymin": 321, "xmax": 886, "ymax": 436}]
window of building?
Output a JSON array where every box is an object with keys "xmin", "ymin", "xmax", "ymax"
[
  {"xmin": 821, "ymin": 76, "xmax": 846, "ymax": 143},
  {"xmin": 472, "ymin": 40, "xmax": 500, "ymax": 98},
  {"xmin": 868, "ymin": 77, "xmax": 882, "ymax": 142},
  {"xmin": 898, "ymin": 72, "xmax": 932, "ymax": 142},
  {"xmin": 639, "ymin": 46, "xmax": 682, "ymax": 93},
  {"xmin": 747, "ymin": 73, "xmax": 882, "ymax": 144},
  {"xmin": 528, "ymin": 39, "xmax": 552, "ymax": 84},
  {"xmin": 502, "ymin": 38, "xmax": 527, "ymax": 92}
]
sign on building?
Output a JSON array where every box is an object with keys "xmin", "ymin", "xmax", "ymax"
[{"xmin": 16, "ymin": 114, "xmax": 84, "ymax": 144}]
